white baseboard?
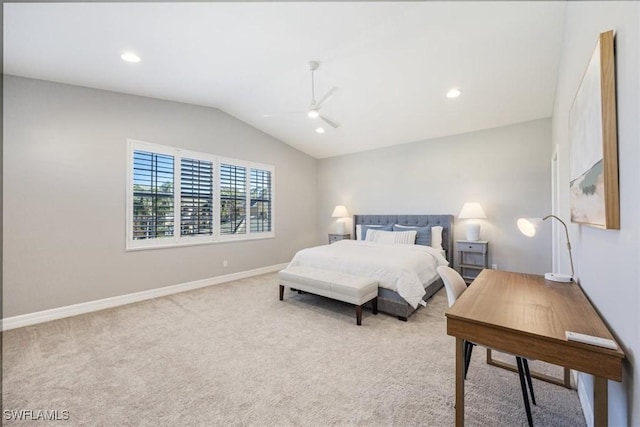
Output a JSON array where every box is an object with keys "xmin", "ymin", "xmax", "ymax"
[
  {"xmin": 2, "ymin": 263, "xmax": 288, "ymax": 331},
  {"xmin": 576, "ymin": 371, "xmax": 594, "ymax": 427}
]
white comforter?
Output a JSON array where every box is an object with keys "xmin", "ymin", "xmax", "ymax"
[{"xmin": 287, "ymin": 240, "xmax": 449, "ymax": 308}]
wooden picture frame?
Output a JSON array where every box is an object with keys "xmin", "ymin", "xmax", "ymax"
[{"xmin": 569, "ymin": 30, "xmax": 619, "ymax": 229}]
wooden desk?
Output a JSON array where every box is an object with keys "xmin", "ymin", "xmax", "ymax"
[{"xmin": 446, "ymin": 269, "xmax": 624, "ymax": 427}]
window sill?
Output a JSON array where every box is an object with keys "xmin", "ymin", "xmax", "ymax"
[{"xmin": 125, "ymin": 233, "xmax": 275, "ymax": 251}]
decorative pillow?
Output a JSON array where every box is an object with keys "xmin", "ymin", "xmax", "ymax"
[
  {"xmin": 365, "ymin": 229, "xmax": 417, "ymax": 245},
  {"xmin": 393, "ymin": 224, "xmax": 431, "ymax": 246},
  {"xmin": 431, "ymin": 226, "xmax": 444, "ymax": 250},
  {"xmin": 360, "ymin": 224, "xmax": 392, "ymax": 240}
]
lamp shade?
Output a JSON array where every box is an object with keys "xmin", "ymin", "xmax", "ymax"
[
  {"xmin": 517, "ymin": 218, "xmax": 543, "ymax": 237},
  {"xmin": 332, "ymin": 205, "xmax": 349, "ymax": 218},
  {"xmin": 458, "ymin": 202, "xmax": 487, "ymax": 219}
]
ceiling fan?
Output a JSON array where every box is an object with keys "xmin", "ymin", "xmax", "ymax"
[{"xmin": 306, "ymin": 60, "xmax": 340, "ymax": 129}]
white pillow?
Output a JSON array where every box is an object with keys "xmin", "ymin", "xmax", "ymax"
[
  {"xmin": 365, "ymin": 229, "xmax": 417, "ymax": 245},
  {"xmin": 431, "ymin": 226, "xmax": 443, "ymax": 250},
  {"xmin": 355, "ymin": 224, "xmax": 385, "ymax": 240}
]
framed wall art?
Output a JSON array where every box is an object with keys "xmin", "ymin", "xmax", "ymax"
[{"xmin": 569, "ymin": 30, "xmax": 619, "ymax": 229}]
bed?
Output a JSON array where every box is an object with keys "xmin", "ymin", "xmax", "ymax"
[{"xmin": 287, "ymin": 214, "xmax": 454, "ymax": 320}]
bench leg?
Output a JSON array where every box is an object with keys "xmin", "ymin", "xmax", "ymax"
[
  {"xmin": 372, "ymin": 297, "xmax": 378, "ymax": 315},
  {"xmin": 279, "ymin": 284, "xmax": 284, "ymax": 301},
  {"xmin": 356, "ymin": 305, "xmax": 362, "ymax": 326}
]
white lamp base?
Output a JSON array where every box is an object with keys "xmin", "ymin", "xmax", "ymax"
[
  {"xmin": 465, "ymin": 222, "xmax": 480, "ymax": 241},
  {"xmin": 545, "ymin": 273, "xmax": 573, "ymax": 283},
  {"xmin": 336, "ymin": 220, "xmax": 345, "ymax": 234}
]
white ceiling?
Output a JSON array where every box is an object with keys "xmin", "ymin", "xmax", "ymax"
[{"xmin": 4, "ymin": 2, "xmax": 566, "ymax": 159}]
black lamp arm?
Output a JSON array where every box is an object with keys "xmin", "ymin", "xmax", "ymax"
[{"xmin": 542, "ymin": 215, "xmax": 575, "ymax": 278}]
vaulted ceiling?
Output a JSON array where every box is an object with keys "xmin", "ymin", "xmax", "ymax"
[{"xmin": 4, "ymin": 2, "xmax": 566, "ymax": 158}]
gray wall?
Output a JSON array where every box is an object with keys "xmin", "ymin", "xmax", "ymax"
[
  {"xmin": 318, "ymin": 118, "xmax": 553, "ymax": 275},
  {"xmin": 552, "ymin": 2, "xmax": 639, "ymax": 425},
  {"xmin": 3, "ymin": 75, "xmax": 320, "ymax": 317}
]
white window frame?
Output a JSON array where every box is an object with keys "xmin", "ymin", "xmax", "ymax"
[
  {"xmin": 126, "ymin": 139, "xmax": 275, "ymax": 251},
  {"xmin": 217, "ymin": 155, "xmax": 275, "ymax": 243}
]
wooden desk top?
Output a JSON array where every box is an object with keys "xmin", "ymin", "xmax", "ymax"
[{"xmin": 446, "ymin": 269, "xmax": 624, "ymax": 381}]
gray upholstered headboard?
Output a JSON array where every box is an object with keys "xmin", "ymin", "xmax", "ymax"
[{"xmin": 352, "ymin": 214, "xmax": 455, "ymax": 262}]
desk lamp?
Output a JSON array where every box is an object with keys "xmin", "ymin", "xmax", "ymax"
[{"xmin": 517, "ymin": 215, "xmax": 575, "ymax": 282}]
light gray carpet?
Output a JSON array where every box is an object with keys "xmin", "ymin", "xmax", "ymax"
[{"xmin": 3, "ymin": 273, "xmax": 585, "ymax": 426}]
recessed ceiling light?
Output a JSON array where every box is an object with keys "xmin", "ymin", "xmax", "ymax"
[
  {"xmin": 121, "ymin": 52, "xmax": 141, "ymax": 63},
  {"xmin": 447, "ymin": 88, "xmax": 461, "ymax": 98},
  {"xmin": 316, "ymin": 127, "xmax": 325, "ymax": 134},
  {"xmin": 308, "ymin": 109, "xmax": 320, "ymax": 119}
]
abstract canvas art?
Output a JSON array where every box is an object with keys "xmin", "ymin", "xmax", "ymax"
[{"xmin": 569, "ymin": 30, "xmax": 619, "ymax": 229}]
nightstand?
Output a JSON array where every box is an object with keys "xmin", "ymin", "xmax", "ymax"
[
  {"xmin": 329, "ymin": 233, "xmax": 351, "ymax": 244},
  {"xmin": 456, "ymin": 240, "xmax": 489, "ymax": 284}
]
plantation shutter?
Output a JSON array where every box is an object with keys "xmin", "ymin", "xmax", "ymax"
[
  {"xmin": 180, "ymin": 158, "xmax": 214, "ymax": 236},
  {"xmin": 250, "ymin": 169, "xmax": 272, "ymax": 233},
  {"xmin": 220, "ymin": 163, "xmax": 247, "ymax": 235},
  {"xmin": 132, "ymin": 150, "xmax": 175, "ymax": 240}
]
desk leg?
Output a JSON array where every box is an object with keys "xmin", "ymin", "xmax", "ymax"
[
  {"xmin": 594, "ymin": 376, "xmax": 608, "ymax": 427},
  {"xmin": 455, "ymin": 338, "xmax": 465, "ymax": 426}
]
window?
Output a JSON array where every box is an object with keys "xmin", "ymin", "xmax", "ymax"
[
  {"xmin": 250, "ymin": 168, "xmax": 272, "ymax": 233},
  {"xmin": 127, "ymin": 140, "xmax": 274, "ymax": 250},
  {"xmin": 132, "ymin": 150, "xmax": 175, "ymax": 240},
  {"xmin": 220, "ymin": 163, "xmax": 246, "ymax": 235},
  {"xmin": 180, "ymin": 158, "xmax": 214, "ymax": 237}
]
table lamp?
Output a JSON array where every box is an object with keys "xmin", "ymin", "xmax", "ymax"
[
  {"xmin": 332, "ymin": 205, "xmax": 349, "ymax": 234},
  {"xmin": 458, "ymin": 202, "xmax": 486, "ymax": 241},
  {"xmin": 517, "ymin": 215, "xmax": 575, "ymax": 282}
]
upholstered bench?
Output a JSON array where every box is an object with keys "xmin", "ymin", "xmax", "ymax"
[{"xmin": 278, "ymin": 266, "xmax": 378, "ymax": 325}]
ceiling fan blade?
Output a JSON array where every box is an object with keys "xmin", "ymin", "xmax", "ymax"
[
  {"xmin": 319, "ymin": 114, "xmax": 340, "ymax": 128},
  {"xmin": 315, "ymin": 86, "xmax": 338, "ymax": 109}
]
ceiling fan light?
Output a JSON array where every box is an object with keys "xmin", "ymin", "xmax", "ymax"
[
  {"xmin": 308, "ymin": 109, "xmax": 320, "ymax": 119},
  {"xmin": 315, "ymin": 127, "xmax": 325, "ymax": 134},
  {"xmin": 446, "ymin": 88, "xmax": 461, "ymax": 98},
  {"xmin": 121, "ymin": 52, "xmax": 141, "ymax": 63}
]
